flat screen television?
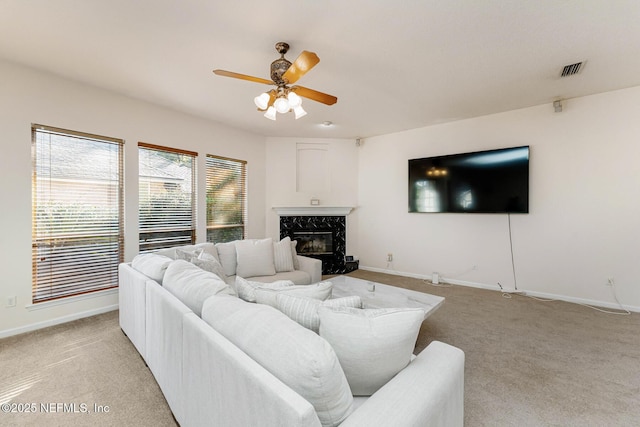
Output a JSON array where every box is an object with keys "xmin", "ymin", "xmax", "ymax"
[{"xmin": 408, "ymin": 146, "xmax": 529, "ymax": 214}]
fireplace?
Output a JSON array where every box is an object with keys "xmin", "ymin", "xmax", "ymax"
[{"xmin": 279, "ymin": 215, "xmax": 347, "ymax": 275}]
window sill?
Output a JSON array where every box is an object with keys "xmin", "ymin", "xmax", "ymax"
[{"xmin": 26, "ymin": 288, "xmax": 118, "ymax": 311}]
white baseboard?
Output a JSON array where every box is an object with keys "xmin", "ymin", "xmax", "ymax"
[
  {"xmin": 359, "ymin": 266, "xmax": 639, "ymax": 313},
  {"xmin": 0, "ymin": 304, "xmax": 119, "ymax": 339},
  {"xmin": 359, "ymin": 266, "xmax": 502, "ymax": 291}
]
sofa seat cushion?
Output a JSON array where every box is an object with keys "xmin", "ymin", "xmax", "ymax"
[
  {"xmin": 202, "ymin": 295, "xmax": 353, "ymax": 427},
  {"xmin": 131, "ymin": 253, "xmax": 173, "ymax": 285},
  {"xmin": 162, "ymin": 260, "xmax": 236, "ymax": 316},
  {"xmin": 318, "ymin": 307, "xmax": 425, "ymax": 396}
]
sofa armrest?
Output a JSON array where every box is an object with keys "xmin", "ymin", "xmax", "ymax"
[
  {"xmin": 119, "ymin": 263, "xmax": 153, "ymax": 360},
  {"xmin": 296, "ymin": 255, "xmax": 322, "ymax": 283},
  {"xmin": 341, "ymin": 341, "xmax": 465, "ymax": 427}
]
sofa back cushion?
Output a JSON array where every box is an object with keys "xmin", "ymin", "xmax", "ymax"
[
  {"xmin": 235, "ymin": 238, "xmax": 276, "ymax": 278},
  {"xmin": 162, "ymin": 260, "xmax": 235, "ymax": 316},
  {"xmin": 131, "ymin": 253, "xmax": 173, "ymax": 284},
  {"xmin": 254, "ymin": 281, "xmax": 333, "ymax": 308},
  {"xmin": 202, "ymin": 295, "xmax": 353, "ymax": 427}
]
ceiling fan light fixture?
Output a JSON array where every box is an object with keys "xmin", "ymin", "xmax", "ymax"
[
  {"xmin": 213, "ymin": 42, "xmax": 337, "ymax": 121},
  {"xmin": 264, "ymin": 106, "xmax": 277, "ymax": 120},
  {"xmin": 287, "ymin": 91, "xmax": 302, "ymax": 108},
  {"xmin": 254, "ymin": 92, "xmax": 270, "ymax": 110},
  {"xmin": 293, "ymin": 105, "xmax": 307, "ymax": 119},
  {"xmin": 274, "ymin": 97, "xmax": 290, "ymax": 114}
]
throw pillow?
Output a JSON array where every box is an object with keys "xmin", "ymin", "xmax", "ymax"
[
  {"xmin": 254, "ymin": 281, "xmax": 333, "ymax": 308},
  {"xmin": 191, "ymin": 252, "xmax": 228, "ymax": 282},
  {"xmin": 235, "ymin": 276, "xmax": 294, "ymax": 303},
  {"xmin": 202, "ymin": 295, "xmax": 354, "ymax": 427},
  {"xmin": 131, "ymin": 253, "xmax": 173, "ymax": 284},
  {"xmin": 195, "ymin": 242, "xmax": 220, "ymax": 262},
  {"xmin": 155, "ymin": 243, "xmax": 219, "ymax": 261},
  {"xmin": 235, "ymin": 238, "xmax": 276, "ymax": 278},
  {"xmin": 318, "ymin": 306, "xmax": 425, "ymax": 396},
  {"xmin": 273, "ymin": 236, "xmax": 295, "ymax": 272},
  {"xmin": 214, "ymin": 241, "xmax": 237, "ymax": 277},
  {"xmin": 291, "ymin": 239, "xmax": 300, "ymax": 270},
  {"xmin": 175, "ymin": 247, "xmax": 203, "ymax": 261},
  {"xmin": 276, "ymin": 294, "xmax": 362, "ymax": 333},
  {"xmin": 162, "ymin": 259, "xmax": 236, "ymax": 316}
]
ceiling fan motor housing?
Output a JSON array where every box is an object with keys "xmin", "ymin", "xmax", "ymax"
[{"xmin": 271, "ymin": 57, "xmax": 292, "ymax": 85}]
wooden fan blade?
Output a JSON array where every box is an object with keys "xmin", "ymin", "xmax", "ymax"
[
  {"xmin": 292, "ymin": 86, "xmax": 338, "ymax": 106},
  {"xmin": 213, "ymin": 69, "xmax": 274, "ymax": 85},
  {"xmin": 282, "ymin": 51, "xmax": 320, "ymax": 84}
]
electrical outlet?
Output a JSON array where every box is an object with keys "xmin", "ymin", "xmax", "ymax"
[
  {"xmin": 6, "ymin": 296, "xmax": 16, "ymax": 307},
  {"xmin": 606, "ymin": 278, "xmax": 614, "ymax": 286},
  {"xmin": 387, "ymin": 253, "xmax": 393, "ymax": 262}
]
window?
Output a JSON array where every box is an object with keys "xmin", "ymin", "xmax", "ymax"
[
  {"xmin": 31, "ymin": 125, "xmax": 123, "ymax": 303},
  {"xmin": 139, "ymin": 143, "xmax": 196, "ymax": 252},
  {"xmin": 206, "ymin": 155, "xmax": 247, "ymax": 243}
]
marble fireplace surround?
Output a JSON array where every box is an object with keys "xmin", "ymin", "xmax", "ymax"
[{"xmin": 274, "ymin": 207, "xmax": 354, "ymax": 275}]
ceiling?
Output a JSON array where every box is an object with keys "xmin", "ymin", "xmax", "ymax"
[{"xmin": 2, "ymin": 1, "xmax": 640, "ymax": 139}]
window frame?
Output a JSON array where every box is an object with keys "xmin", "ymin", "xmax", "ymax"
[
  {"xmin": 138, "ymin": 142, "xmax": 197, "ymax": 253},
  {"xmin": 205, "ymin": 154, "xmax": 247, "ymax": 243},
  {"xmin": 31, "ymin": 124, "xmax": 124, "ymax": 303}
]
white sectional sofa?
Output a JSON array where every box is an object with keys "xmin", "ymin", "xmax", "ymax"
[{"xmin": 119, "ymin": 239, "xmax": 465, "ymax": 427}]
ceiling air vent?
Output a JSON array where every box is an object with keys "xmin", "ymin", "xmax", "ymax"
[{"xmin": 560, "ymin": 62, "xmax": 584, "ymax": 77}]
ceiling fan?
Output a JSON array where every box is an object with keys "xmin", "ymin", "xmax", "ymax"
[{"xmin": 213, "ymin": 42, "xmax": 338, "ymax": 120}]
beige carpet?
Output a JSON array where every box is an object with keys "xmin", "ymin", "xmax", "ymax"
[{"xmin": 1, "ymin": 270, "xmax": 638, "ymax": 426}]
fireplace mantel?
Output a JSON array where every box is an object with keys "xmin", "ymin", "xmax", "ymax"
[{"xmin": 273, "ymin": 206, "xmax": 354, "ymax": 216}]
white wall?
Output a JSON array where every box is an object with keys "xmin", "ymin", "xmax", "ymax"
[
  {"xmin": 264, "ymin": 137, "xmax": 359, "ymax": 250},
  {"xmin": 3, "ymin": 58, "xmax": 638, "ymax": 337},
  {"xmin": 355, "ymin": 87, "xmax": 640, "ymax": 310},
  {"xmin": 0, "ymin": 60, "xmax": 266, "ymax": 337}
]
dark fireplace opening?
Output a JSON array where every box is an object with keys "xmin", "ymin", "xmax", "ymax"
[
  {"xmin": 280, "ymin": 215, "xmax": 347, "ymax": 275},
  {"xmin": 294, "ymin": 231, "xmax": 334, "ymax": 255}
]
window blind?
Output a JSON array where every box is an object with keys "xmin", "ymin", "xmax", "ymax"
[
  {"xmin": 31, "ymin": 125, "xmax": 123, "ymax": 303},
  {"xmin": 138, "ymin": 143, "xmax": 197, "ymax": 252},
  {"xmin": 206, "ymin": 155, "xmax": 247, "ymax": 243}
]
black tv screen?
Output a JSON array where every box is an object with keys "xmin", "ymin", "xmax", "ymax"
[{"xmin": 408, "ymin": 146, "xmax": 529, "ymax": 214}]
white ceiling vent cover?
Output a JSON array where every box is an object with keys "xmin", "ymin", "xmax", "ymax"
[{"xmin": 560, "ymin": 62, "xmax": 584, "ymax": 77}]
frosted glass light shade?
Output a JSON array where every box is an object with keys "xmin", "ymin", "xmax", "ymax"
[
  {"xmin": 274, "ymin": 97, "xmax": 290, "ymax": 114},
  {"xmin": 264, "ymin": 106, "xmax": 277, "ymax": 120},
  {"xmin": 254, "ymin": 92, "xmax": 270, "ymax": 110},
  {"xmin": 293, "ymin": 105, "xmax": 307, "ymax": 119},
  {"xmin": 287, "ymin": 92, "xmax": 302, "ymax": 108}
]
